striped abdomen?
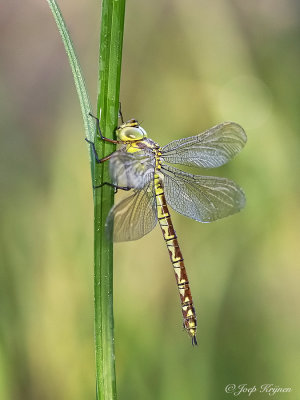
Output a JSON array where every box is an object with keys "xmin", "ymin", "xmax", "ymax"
[{"xmin": 154, "ymin": 173, "xmax": 197, "ymax": 345}]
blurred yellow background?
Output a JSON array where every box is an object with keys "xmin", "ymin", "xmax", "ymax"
[{"xmin": 1, "ymin": 1, "xmax": 299, "ymax": 399}]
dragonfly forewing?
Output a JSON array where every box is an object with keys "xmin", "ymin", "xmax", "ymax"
[
  {"xmin": 161, "ymin": 164, "xmax": 246, "ymax": 223},
  {"xmin": 161, "ymin": 122, "xmax": 247, "ymax": 168}
]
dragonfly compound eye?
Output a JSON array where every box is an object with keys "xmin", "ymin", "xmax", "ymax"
[{"xmin": 117, "ymin": 126, "xmax": 147, "ymax": 141}]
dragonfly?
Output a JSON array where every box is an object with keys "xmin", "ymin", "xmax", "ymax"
[{"xmin": 86, "ymin": 112, "xmax": 247, "ymax": 345}]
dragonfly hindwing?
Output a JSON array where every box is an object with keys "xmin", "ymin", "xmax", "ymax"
[
  {"xmin": 161, "ymin": 165, "xmax": 246, "ymax": 223},
  {"xmin": 106, "ymin": 181, "xmax": 157, "ymax": 242}
]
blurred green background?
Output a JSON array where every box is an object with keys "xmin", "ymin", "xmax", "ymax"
[{"xmin": 1, "ymin": 1, "xmax": 300, "ymax": 399}]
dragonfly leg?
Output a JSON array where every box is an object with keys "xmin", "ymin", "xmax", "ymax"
[
  {"xmin": 85, "ymin": 138, "xmax": 115, "ymax": 164},
  {"xmin": 88, "ymin": 112, "xmax": 120, "ymax": 144},
  {"xmin": 94, "ymin": 182, "xmax": 131, "ymax": 193},
  {"xmin": 118, "ymin": 102, "xmax": 124, "ymax": 124}
]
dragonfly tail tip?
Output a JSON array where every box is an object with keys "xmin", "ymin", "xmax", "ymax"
[{"xmin": 192, "ymin": 335, "xmax": 198, "ymax": 346}]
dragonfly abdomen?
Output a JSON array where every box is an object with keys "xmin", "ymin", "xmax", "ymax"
[{"xmin": 154, "ymin": 174, "xmax": 197, "ymax": 345}]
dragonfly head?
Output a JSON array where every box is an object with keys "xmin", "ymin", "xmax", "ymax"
[{"xmin": 116, "ymin": 119, "xmax": 147, "ymax": 141}]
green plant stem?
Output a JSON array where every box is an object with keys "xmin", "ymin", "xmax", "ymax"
[
  {"xmin": 47, "ymin": 0, "xmax": 126, "ymax": 397},
  {"xmin": 94, "ymin": 1, "xmax": 126, "ymax": 399},
  {"xmin": 46, "ymin": 0, "xmax": 95, "ymax": 179}
]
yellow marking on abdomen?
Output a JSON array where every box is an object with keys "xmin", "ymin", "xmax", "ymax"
[{"xmin": 154, "ymin": 172, "xmax": 197, "ymax": 345}]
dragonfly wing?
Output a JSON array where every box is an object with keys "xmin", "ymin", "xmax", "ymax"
[
  {"xmin": 106, "ymin": 181, "xmax": 157, "ymax": 242},
  {"xmin": 161, "ymin": 122, "xmax": 247, "ymax": 168},
  {"xmin": 109, "ymin": 148, "xmax": 155, "ymax": 189},
  {"xmin": 162, "ymin": 165, "xmax": 245, "ymax": 222}
]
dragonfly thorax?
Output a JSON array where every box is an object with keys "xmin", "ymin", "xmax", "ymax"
[{"xmin": 116, "ymin": 119, "xmax": 147, "ymax": 142}]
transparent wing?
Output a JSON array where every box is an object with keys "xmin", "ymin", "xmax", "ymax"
[
  {"xmin": 109, "ymin": 148, "xmax": 155, "ymax": 189},
  {"xmin": 106, "ymin": 181, "xmax": 157, "ymax": 242},
  {"xmin": 161, "ymin": 122, "xmax": 247, "ymax": 168},
  {"xmin": 162, "ymin": 165, "xmax": 246, "ymax": 223}
]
